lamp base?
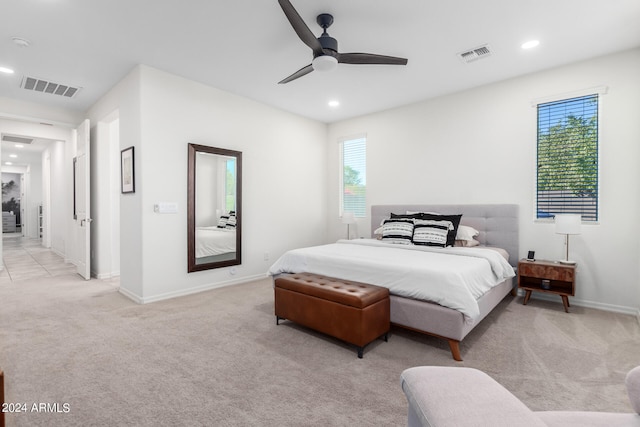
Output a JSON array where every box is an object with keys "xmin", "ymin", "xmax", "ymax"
[{"xmin": 559, "ymin": 259, "xmax": 576, "ymax": 265}]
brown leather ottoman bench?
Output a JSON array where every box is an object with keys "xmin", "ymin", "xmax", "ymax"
[{"xmin": 274, "ymin": 273, "xmax": 390, "ymax": 358}]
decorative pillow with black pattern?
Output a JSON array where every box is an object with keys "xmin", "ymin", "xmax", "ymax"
[
  {"xmin": 381, "ymin": 218, "xmax": 414, "ymax": 245},
  {"xmin": 412, "ymin": 219, "xmax": 454, "ymax": 247},
  {"xmin": 225, "ymin": 212, "xmax": 237, "ymax": 230},
  {"xmin": 418, "ymin": 213, "xmax": 462, "ymax": 247},
  {"xmin": 217, "ymin": 215, "xmax": 229, "ymax": 228}
]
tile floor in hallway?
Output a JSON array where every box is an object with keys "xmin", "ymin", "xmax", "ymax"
[{"xmin": 1, "ymin": 233, "xmax": 78, "ymax": 283}]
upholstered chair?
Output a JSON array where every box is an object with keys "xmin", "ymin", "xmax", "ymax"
[{"xmin": 401, "ymin": 366, "xmax": 640, "ymax": 427}]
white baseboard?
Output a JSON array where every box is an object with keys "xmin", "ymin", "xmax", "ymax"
[
  {"xmin": 92, "ymin": 271, "xmax": 120, "ymax": 280},
  {"xmin": 515, "ymin": 289, "xmax": 639, "ymax": 316},
  {"xmin": 118, "ymin": 273, "xmax": 269, "ymax": 305},
  {"xmin": 118, "ymin": 286, "xmax": 143, "ymax": 304}
]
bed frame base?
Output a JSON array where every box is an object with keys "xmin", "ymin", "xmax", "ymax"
[{"xmin": 392, "ymin": 322, "xmax": 463, "ymax": 361}]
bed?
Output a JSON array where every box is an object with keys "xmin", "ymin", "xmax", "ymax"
[
  {"xmin": 195, "ymin": 226, "xmax": 237, "ymax": 263},
  {"xmin": 269, "ymin": 204, "xmax": 519, "ymax": 360}
]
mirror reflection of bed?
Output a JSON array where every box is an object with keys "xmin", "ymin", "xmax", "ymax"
[
  {"xmin": 188, "ymin": 143, "xmax": 242, "ymax": 272},
  {"xmin": 195, "ymin": 226, "xmax": 236, "ymax": 264}
]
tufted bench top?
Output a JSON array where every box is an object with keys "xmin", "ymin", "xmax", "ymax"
[{"xmin": 274, "ymin": 273, "xmax": 389, "ymax": 309}]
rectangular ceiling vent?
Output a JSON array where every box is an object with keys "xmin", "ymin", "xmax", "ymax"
[
  {"xmin": 2, "ymin": 135, "xmax": 34, "ymax": 144},
  {"xmin": 457, "ymin": 44, "xmax": 492, "ymax": 63},
  {"xmin": 20, "ymin": 76, "xmax": 81, "ymax": 98}
]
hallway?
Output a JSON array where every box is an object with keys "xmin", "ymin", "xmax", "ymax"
[{"xmin": 0, "ymin": 234, "xmax": 77, "ymax": 283}]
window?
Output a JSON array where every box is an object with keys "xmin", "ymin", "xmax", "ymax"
[
  {"xmin": 225, "ymin": 158, "xmax": 236, "ymax": 212},
  {"xmin": 537, "ymin": 94, "xmax": 599, "ymax": 221},
  {"xmin": 340, "ymin": 136, "xmax": 366, "ymax": 218}
]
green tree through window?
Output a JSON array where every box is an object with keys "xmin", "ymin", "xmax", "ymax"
[{"xmin": 537, "ymin": 94, "xmax": 598, "ymax": 221}]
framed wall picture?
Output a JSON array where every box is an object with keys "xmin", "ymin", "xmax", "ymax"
[{"xmin": 121, "ymin": 146, "xmax": 135, "ymax": 193}]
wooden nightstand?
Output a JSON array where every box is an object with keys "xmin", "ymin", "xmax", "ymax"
[{"xmin": 518, "ymin": 259, "xmax": 576, "ymax": 313}]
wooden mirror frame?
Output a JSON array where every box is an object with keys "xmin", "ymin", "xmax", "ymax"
[{"xmin": 187, "ymin": 143, "xmax": 242, "ymax": 272}]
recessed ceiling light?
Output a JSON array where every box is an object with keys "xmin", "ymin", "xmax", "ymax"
[
  {"xmin": 5, "ymin": 162, "xmax": 12, "ymax": 165},
  {"xmin": 0, "ymin": 67, "xmax": 14, "ymax": 74},
  {"xmin": 15, "ymin": 144, "xmax": 24, "ymax": 148},
  {"xmin": 521, "ymin": 40, "xmax": 540, "ymax": 50},
  {"xmin": 328, "ymin": 100, "xmax": 340, "ymax": 108},
  {"xmin": 9, "ymin": 154, "xmax": 17, "ymax": 158}
]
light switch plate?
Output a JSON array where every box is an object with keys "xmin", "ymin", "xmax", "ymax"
[{"xmin": 154, "ymin": 202, "xmax": 178, "ymax": 214}]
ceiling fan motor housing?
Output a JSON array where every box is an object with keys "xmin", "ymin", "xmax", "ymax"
[
  {"xmin": 316, "ymin": 13, "xmax": 338, "ymax": 56},
  {"xmin": 318, "ymin": 34, "xmax": 338, "ymax": 55}
]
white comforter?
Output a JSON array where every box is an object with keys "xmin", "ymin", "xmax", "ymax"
[
  {"xmin": 195, "ymin": 227, "xmax": 236, "ymax": 258},
  {"xmin": 268, "ymin": 239, "xmax": 515, "ymax": 323}
]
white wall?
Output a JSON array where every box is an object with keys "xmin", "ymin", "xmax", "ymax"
[
  {"xmin": 195, "ymin": 153, "xmax": 221, "ymax": 227},
  {"xmin": 0, "ymin": 96, "xmax": 83, "ymax": 126},
  {"xmin": 89, "ymin": 65, "xmax": 328, "ymax": 302},
  {"xmin": 87, "ymin": 67, "xmax": 143, "ymax": 296},
  {"xmin": 47, "ymin": 140, "xmax": 69, "ymax": 256},
  {"xmin": 327, "ymin": 48, "xmax": 640, "ymax": 314},
  {"xmin": 25, "ymin": 162, "xmax": 42, "ymax": 239}
]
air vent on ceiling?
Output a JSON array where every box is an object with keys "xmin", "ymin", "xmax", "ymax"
[
  {"xmin": 20, "ymin": 76, "xmax": 81, "ymax": 98},
  {"xmin": 2, "ymin": 135, "xmax": 33, "ymax": 144},
  {"xmin": 457, "ymin": 44, "xmax": 492, "ymax": 63}
]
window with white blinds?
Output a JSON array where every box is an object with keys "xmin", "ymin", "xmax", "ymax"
[
  {"xmin": 340, "ymin": 137, "xmax": 366, "ymax": 218},
  {"xmin": 537, "ymin": 94, "xmax": 599, "ymax": 221}
]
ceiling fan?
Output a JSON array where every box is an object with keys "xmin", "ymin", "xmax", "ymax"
[{"xmin": 277, "ymin": 0, "xmax": 408, "ymax": 84}]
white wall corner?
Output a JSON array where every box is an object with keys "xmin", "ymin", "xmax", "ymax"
[{"xmin": 118, "ymin": 286, "xmax": 143, "ymax": 304}]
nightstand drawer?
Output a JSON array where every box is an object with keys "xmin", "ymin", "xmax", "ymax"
[{"xmin": 519, "ymin": 263, "xmax": 574, "ymax": 281}]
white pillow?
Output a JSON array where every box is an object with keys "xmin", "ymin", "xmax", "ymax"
[
  {"xmin": 456, "ymin": 225, "xmax": 479, "ymax": 241},
  {"xmin": 455, "ymin": 239, "xmax": 480, "ymax": 247}
]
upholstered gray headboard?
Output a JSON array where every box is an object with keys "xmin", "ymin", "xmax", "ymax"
[{"xmin": 371, "ymin": 204, "xmax": 520, "ymax": 267}]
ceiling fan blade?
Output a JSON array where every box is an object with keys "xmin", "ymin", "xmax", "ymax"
[
  {"xmin": 338, "ymin": 53, "xmax": 408, "ymax": 66},
  {"xmin": 278, "ymin": 64, "xmax": 314, "ymax": 84},
  {"xmin": 278, "ymin": 0, "xmax": 323, "ymax": 56}
]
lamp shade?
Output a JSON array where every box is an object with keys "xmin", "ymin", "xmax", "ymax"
[
  {"xmin": 555, "ymin": 214, "xmax": 582, "ymax": 235},
  {"xmin": 341, "ymin": 211, "xmax": 356, "ymax": 225}
]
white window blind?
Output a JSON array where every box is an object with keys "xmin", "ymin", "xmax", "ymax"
[
  {"xmin": 537, "ymin": 94, "xmax": 598, "ymax": 221},
  {"xmin": 341, "ymin": 137, "xmax": 366, "ymax": 218}
]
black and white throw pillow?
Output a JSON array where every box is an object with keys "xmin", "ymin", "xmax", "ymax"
[
  {"xmin": 381, "ymin": 218, "xmax": 414, "ymax": 245},
  {"xmin": 418, "ymin": 213, "xmax": 462, "ymax": 247},
  {"xmin": 226, "ymin": 213, "xmax": 237, "ymax": 229},
  {"xmin": 217, "ymin": 215, "xmax": 229, "ymax": 228},
  {"xmin": 412, "ymin": 219, "xmax": 453, "ymax": 247}
]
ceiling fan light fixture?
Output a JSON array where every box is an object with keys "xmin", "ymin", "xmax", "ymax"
[{"xmin": 312, "ymin": 55, "xmax": 338, "ymax": 72}]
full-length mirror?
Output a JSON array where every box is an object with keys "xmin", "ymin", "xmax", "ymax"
[{"xmin": 188, "ymin": 143, "xmax": 242, "ymax": 272}]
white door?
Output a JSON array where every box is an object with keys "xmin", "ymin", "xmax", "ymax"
[{"xmin": 73, "ymin": 119, "xmax": 91, "ymax": 279}]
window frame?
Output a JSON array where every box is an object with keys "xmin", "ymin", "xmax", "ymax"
[
  {"xmin": 532, "ymin": 87, "xmax": 606, "ymax": 223},
  {"xmin": 339, "ymin": 135, "xmax": 367, "ymax": 219}
]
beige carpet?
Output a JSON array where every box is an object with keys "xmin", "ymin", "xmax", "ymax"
[{"xmin": 1, "ymin": 274, "xmax": 639, "ymax": 426}]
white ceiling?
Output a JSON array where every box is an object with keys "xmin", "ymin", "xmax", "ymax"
[{"xmin": 0, "ymin": 0, "xmax": 639, "ymax": 127}]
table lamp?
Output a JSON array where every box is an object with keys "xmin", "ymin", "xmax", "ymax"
[
  {"xmin": 555, "ymin": 214, "xmax": 581, "ymax": 265},
  {"xmin": 341, "ymin": 212, "xmax": 356, "ymax": 239}
]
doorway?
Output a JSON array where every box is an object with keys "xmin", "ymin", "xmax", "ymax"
[{"xmin": 0, "ymin": 117, "xmax": 83, "ymax": 278}]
